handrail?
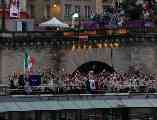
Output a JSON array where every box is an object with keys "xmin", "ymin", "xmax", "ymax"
[
  {"xmin": 0, "ymin": 84, "xmax": 9, "ymax": 96},
  {"xmin": 4, "ymin": 84, "xmax": 157, "ymax": 96},
  {"xmin": 0, "ymin": 28, "xmax": 156, "ymax": 38}
]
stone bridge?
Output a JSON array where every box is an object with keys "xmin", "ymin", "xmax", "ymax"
[
  {"xmin": 0, "ymin": 32, "xmax": 157, "ymax": 83},
  {"xmin": 1, "ymin": 45, "xmax": 157, "ymax": 83}
]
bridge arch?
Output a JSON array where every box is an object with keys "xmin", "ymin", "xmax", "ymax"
[
  {"xmin": 60, "ymin": 48, "xmax": 113, "ymax": 74},
  {"xmin": 74, "ymin": 61, "xmax": 115, "ymax": 75}
]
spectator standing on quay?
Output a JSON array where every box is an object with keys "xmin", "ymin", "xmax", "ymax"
[
  {"xmin": 9, "ymin": 75, "xmax": 15, "ymax": 89},
  {"xmin": 85, "ymin": 77, "xmax": 91, "ymax": 93},
  {"xmin": 24, "ymin": 81, "xmax": 32, "ymax": 95},
  {"xmin": 88, "ymin": 71, "xmax": 96, "ymax": 93}
]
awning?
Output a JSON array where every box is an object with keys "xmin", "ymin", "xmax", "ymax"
[
  {"xmin": 0, "ymin": 102, "xmax": 21, "ymax": 112},
  {"xmin": 28, "ymin": 101, "xmax": 50, "ymax": 111},
  {"xmin": 16, "ymin": 102, "xmax": 33, "ymax": 111},
  {"xmin": 16, "ymin": 101, "xmax": 63, "ymax": 111},
  {"xmin": 73, "ymin": 100, "xmax": 93, "ymax": 109},
  {"xmin": 58, "ymin": 101, "xmax": 78, "ymax": 110},
  {"xmin": 39, "ymin": 17, "xmax": 69, "ymax": 28},
  {"xmin": 105, "ymin": 100, "xmax": 124, "ymax": 108},
  {"xmin": 0, "ymin": 103, "xmax": 7, "ymax": 112},
  {"xmin": 45, "ymin": 101, "xmax": 65, "ymax": 110},
  {"xmin": 147, "ymin": 99, "xmax": 157, "ymax": 107},
  {"xmin": 0, "ymin": 99, "xmax": 156, "ymax": 112},
  {"xmin": 90, "ymin": 100, "xmax": 111, "ymax": 108},
  {"xmin": 121, "ymin": 99, "xmax": 153, "ymax": 108}
]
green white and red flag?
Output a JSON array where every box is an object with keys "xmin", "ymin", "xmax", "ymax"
[{"xmin": 24, "ymin": 50, "xmax": 36, "ymax": 73}]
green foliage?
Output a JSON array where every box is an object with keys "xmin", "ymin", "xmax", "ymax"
[
  {"xmin": 121, "ymin": 0, "xmax": 128, "ymax": 9},
  {"xmin": 121, "ymin": 0, "xmax": 143, "ymax": 20},
  {"xmin": 152, "ymin": 4, "xmax": 157, "ymax": 12},
  {"xmin": 121, "ymin": 0, "xmax": 157, "ymax": 20}
]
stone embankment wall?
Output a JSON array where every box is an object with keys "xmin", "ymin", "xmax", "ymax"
[{"xmin": 1, "ymin": 46, "xmax": 157, "ymax": 83}]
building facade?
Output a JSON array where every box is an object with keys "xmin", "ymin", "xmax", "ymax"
[
  {"xmin": 0, "ymin": 0, "xmax": 33, "ymax": 31},
  {"xmin": 27, "ymin": 0, "xmax": 96, "ymax": 24},
  {"xmin": 0, "ymin": 32, "xmax": 155, "ymax": 84},
  {"xmin": 96, "ymin": 0, "xmax": 113, "ymax": 15},
  {"xmin": 61, "ymin": 0, "xmax": 96, "ymax": 22},
  {"xmin": 0, "ymin": 0, "xmax": 113, "ymax": 27}
]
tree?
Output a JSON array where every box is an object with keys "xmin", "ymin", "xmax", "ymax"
[
  {"xmin": 121, "ymin": 0, "xmax": 142, "ymax": 20},
  {"xmin": 121, "ymin": 0, "xmax": 157, "ymax": 20}
]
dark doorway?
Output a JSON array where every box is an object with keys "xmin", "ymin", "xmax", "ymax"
[
  {"xmin": 74, "ymin": 61, "xmax": 115, "ymax": 75},
  {"xmin": 22, "ymin": 21, "xmax": 27, "ymax": 31}
]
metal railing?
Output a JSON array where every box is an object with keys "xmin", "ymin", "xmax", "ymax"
[
  {"xmin": 0, "ymin": 84, "xmax": 9, "ymax": 95},
  {"xmin": 0, "ymin": 84, "xmax": 155, "ymax": 96},
  {"xmin": 0, "ymin": 31, "xmax": 63, "ymax": 39}
]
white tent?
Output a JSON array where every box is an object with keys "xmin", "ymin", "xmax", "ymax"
[{"xmin": 39, "ymin": 17, "xmax": 69, "ymax": 28}]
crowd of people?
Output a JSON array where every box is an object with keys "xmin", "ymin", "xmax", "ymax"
[
  {"xmin": 8, "ymin": 66, "xmax": 157, "ymax": 94},
  {"xmin": 62, "ymin": 66, "xmax": 157, "ymax": 94},
  {"xmin": 92, "ymin": 0, "xmax": 157, "ymax": 29},
  {"xmin": 8, "ymin": 69, "xmax": 59, "ymax": 94}
]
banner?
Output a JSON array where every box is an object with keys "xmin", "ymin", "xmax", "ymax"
[
  {"xmin": 29, "ymin": 75, "xmax": 41, "ymax": 86},
  {"xmin": 10, "ymin": 0, "xmax": 20, "ymax": 18},
  {"xmin": 79, "ymin": 35, "xmax": 88, "ymax": 43}
]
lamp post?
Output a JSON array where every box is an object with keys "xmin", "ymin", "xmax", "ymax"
[
  {"xmin": 72, "ymin": 13, "xmax": 79, "ymax": 28},
  {"xmin": 1, "ymin": 0, "xmax": 6, "ymax": 31},
  {"xmin": 72, "ymin": 13, "xmax": 80, "ymax": 40}
]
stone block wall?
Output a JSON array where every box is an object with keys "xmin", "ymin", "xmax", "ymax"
[{"xmin": 1, "ymin": 45, "xmax": 157, "ymax": 83}]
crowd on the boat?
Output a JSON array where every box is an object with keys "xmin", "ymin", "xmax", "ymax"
[{"xmin": 8, "ymin": 65, "xmax": 157, "ymax": 94}]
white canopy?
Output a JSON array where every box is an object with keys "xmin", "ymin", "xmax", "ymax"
[{"xmin": 39, "ymin": 17, "xmax": 69, "ymax": 28}]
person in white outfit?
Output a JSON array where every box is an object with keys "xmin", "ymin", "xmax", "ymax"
[{"xmin": 24, "ymin": 81, "xmax": 32, "ymax": 95}]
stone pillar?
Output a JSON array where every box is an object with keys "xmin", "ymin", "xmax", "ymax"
[
  {"xmin": 0, "ymin": 48, "xmax": 2, "ymax": 84},
  {"xmin": 152, "ymin": 108, "xmax": 157, "ymax": 120},
  {"xmin": 35, "ymin": 111, "xmax": 41, "ymax": 120},
  {"xmin": 51, "ymin": 111, "xmax": 56, "ymax": 120},
  {"xmin": 75, "ymin": 110, "xmax": 79, "ymax": 120},
  {"xmin": 50, "ymin": 48, "xmax": 63, "ymax": 75},
  {"xmin": 8, "ymin": 112, "xmax": 13, "ymax": 120},
  {"xmin": 121, "ymin": 108, "xmax": 129, "ymax": 120}
]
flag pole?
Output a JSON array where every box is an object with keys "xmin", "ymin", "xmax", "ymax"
[
  {"xmin": 1, "ymin": 0, "xmax": 6, "ymax": 31},
  {"xmin": 24, "ymin": 49, "xmax": 26, "ymax": 84},
  {"xmin": 24, "ymin": 49, "xmax": 28, "ymax": 83}
]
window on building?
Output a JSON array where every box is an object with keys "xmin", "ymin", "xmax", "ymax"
[
  {"xmin": 84, "ymin": 5, "xmax": 91, "ymax": 19},
  {"xmin": 0, "ymin": 0, "xmax": 2, "ymax": 7},
  {"xmin": 64, "ymin": 4, "xmax": 71, "ymax": 18},
  {"xmin": 47, "ymin": 4, "xmax": 50, "ymax": 18},
  {"xmin": 0, "ymin": 0, "xmax": 9, "ymax": 8},
  {"xmin": 44, "ymin": 4, "xmax": 50, "ymax": 18},
  {"xmin": 84, "ymin": 5, "xmax": 88, "ymax": 19},
  {"xmin": 75, "ymin": 5, "xmax": 80, "ymax": 15},
  {"xmin": 30, "ymin": 4, "xmax": 35, "ymax": 18},
  {"xmin": 87, "ymin": 6, "xmax": 91, "ymax": 18}
]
